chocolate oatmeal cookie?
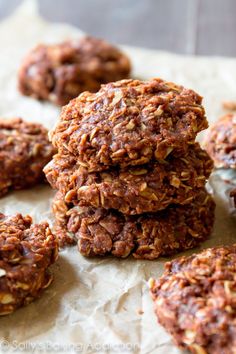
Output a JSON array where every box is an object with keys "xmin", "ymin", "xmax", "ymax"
[
  {"xmin": 52, "ymin": 189, "xmax": 215, "ymax": 257},
  {"xmin": 150, "ymin": 245, "xmax": 236, "ymax": 354},
  {"xmin": 0, "ymin": 118, "xmax": 55, "ymax": 197},
  {"xmin": 45, "ymin": 143, "xmax": 213, "ymax": 215},
  {"xmin": 18, "ymin": 36, "xmax": 131, "ymax": 106},
  {"xmin": 51, "ymin": 78, "xmax": 208, "ymax": 171},
  {"xmin": 204, "ymin": 114, "xmax": 236, "ymax": 168},
  {"xmin": 0, "ymin": 213, "xmax": 58, "ymax": 315}
]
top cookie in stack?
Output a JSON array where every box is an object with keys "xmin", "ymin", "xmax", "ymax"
[
  {"xmin": 50, "ymin": 78, "xmax": 208, "ymax": 170},
  {"xmin": 44, "ymin": 78, "xmax": 215, "ymax": 258}
]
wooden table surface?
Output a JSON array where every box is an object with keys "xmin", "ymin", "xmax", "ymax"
[{"xmin": 1, "ymin": 0, "xmax": 236, "ymax": 57}]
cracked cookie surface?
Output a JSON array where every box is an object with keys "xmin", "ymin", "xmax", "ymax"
[
  {"xmin": 51, "ymin": 78, "xmax": 208, "ymax": 171},
  {"xmin": 150, "ymin": 245, "xmax": 236, "ymax": 354}
]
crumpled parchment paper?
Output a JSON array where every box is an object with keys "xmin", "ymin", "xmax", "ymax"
[{"xmin": 0, "ymin": 1, "xmax": 236, "ymax": 353}]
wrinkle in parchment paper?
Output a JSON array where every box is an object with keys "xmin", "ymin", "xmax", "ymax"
[{"xmin": 0, "ymin": 1, "xmax": 236, "ymax": 353}]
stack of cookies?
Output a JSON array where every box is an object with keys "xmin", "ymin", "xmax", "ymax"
[{"xmin": 44, "ymin": 78, "xmax": 215, "ymax": 259}]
